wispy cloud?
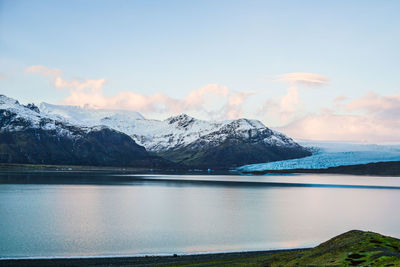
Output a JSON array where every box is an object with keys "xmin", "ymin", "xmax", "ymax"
[
  {"xmin": 278, "ymin": 72, "xmax": 329, "ymax": 87},
  {"xmin": 25, "ymin": 65, "xmax": 63, "ymax": 78},
  {"xmin": 25, "ymin": 65, "xmax": 254, "ymax": 120}
]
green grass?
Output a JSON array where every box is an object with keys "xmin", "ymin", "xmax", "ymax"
[{"xmin": 168, "ymin": 230, "xmax": 400, "ymax": 266}]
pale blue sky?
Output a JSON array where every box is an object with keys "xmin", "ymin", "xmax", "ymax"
[{"xmin": 1, "ymin": 0, "xmax": 400, "ymax": 142}]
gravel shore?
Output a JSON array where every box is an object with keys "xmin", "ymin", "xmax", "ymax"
[{"xmin": 0, "ymin": 249, "xmax": 307, "ymax": 267}]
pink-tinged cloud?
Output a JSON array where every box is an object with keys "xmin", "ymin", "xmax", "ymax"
[
  {"xmin": 281, "ymin": 92, "xmax": 400, "ymax": 143},
  {"xmin": 278, "ymin": 72, "xmax": 329, "ymax": 87},
  {"xmin": 225, "ymin": 91, "xmax": 256, "ymax": 119},
  {"xmin": 333, "ymin": 95, "xmax": 348, "ymax": 103},
  {"xmin": 25, "ymin": 65, "xmax": 63, "ymax": 77},
  {"xmin": 25, "ymin": 65, "xmax": 254, "ymax": 119},
  {"xmin": 346, "ymin": 92, "xmax": 400, "ymax": 119},
  {"xmin": 280, "ymin": 87, "xmax": 300, "ymax": 115},
  {"xmin": 281, "ymin": 113, "xmax": 400, "ymax": 143},
  {"xmin": 258, "ymin": 87, "xmax": 302, "ymax": 123}
]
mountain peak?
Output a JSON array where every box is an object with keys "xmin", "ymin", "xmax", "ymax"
[
  {"xmin": 0, "ymin": 94, "xmax": 20, "ymax": 107},
  {"xmin": 166, "ymin": 114, "xmax": 196, "ymax": 128},
  {"xmin": 229, "ymin": 118, "xmax": 266, "ymax": 129}
]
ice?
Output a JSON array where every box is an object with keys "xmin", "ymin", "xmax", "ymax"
[{"xmin": 238, "ymin": 141, "xmax": 400, "ymax": 171}]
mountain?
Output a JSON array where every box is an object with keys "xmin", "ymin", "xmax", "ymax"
[
  {"xmin": 40, "ymin": 102, "xmax": 311, "ymax": 169},
  {"xmin": 0, "ymin": 95, "xmax": 174, "ymax": 168}
]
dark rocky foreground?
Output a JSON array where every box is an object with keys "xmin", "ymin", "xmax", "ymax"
[{"xmin": 1, "ymin": 230, "xmax": 399, "ymax": 266}]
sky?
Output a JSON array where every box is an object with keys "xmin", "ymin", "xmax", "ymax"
[{"xmin": 1, "ymin": 0, "xmax": 400, "ymax": 143}]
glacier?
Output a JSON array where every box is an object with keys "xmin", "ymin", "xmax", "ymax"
[{"xmin": 237, "ymin": 140, "xmax": 400, "ymax": 172}]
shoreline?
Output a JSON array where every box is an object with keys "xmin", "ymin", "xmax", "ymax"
[
  {"xmin": 3, "ymin": 161, "xmax": 400, "ymax": 176},
  {"xmin": 1, "ymin": 232, "xmax": 399, "ymax": 266},
  {"xmin": 0, "ymin": 248, "xmax": 308, "ymax": 266}
]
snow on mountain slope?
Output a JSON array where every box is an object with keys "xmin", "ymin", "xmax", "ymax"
[
  {"xmin": 40, "ymin": 103, "xmax": 301, "ymax": 152},
  {"xmin": 238, "ymin": 141, "xmax": 400, "ymax": 172},
  {"xmin": 40, "ymin": 102, "xmax": 145, "ymax": 124},
  {"xmin": 0, "ymin": 95, "xmax": 179, "ymax": 168},
  {"xmin": 0, "ymin": 95, "xmax": 106, "ymax": 137}
]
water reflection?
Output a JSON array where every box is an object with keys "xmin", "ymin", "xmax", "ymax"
[{"xmin": 0, "ymin": 172, "xmax": 400, "ymax": 258}]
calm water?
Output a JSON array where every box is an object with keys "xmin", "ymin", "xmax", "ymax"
[{"xmin": 1, "ymin": 171, "xmax": 400, "ymax": 258}]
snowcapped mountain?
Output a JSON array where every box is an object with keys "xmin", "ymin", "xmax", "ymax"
[
  {"xmin": 1, "ymin": 95, "xmax": 104, "ymax": 136},
  {"xmin": 39, "ymin": 102, "xmax": 311, "ymax": 168},
  {"xmin": 40, "ymin": 103, "xmax": 302, "ymax": 150},
  {"xmin": 0, "ymin": 95, "xmax": 174, "ymax": 168}
]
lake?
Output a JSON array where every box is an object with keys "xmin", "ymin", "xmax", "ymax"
[{"xmin": 1, "ymin": 171, "xmax": 400, "ymax": 258}]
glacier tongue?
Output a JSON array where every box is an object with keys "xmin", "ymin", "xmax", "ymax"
[{"xmin": 238, "ymin": 141, "xmax": 400, "ymax": 172}]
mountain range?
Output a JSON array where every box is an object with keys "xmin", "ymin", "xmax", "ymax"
[{"xmin": 0, "ymin": 95, "xmax": 311, "ymax": 169}]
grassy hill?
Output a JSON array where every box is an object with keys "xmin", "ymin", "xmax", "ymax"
[
  {"xmin": 2, "ymin": 230, "xmax": 400, "ymax": 266},
  {"xmin": 254, "ymin": 230, "xmax": 400, "ymax": 266}
]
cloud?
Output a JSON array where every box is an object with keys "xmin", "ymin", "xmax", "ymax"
[
  {"xmin": 280, "ymin": 87, "xmax": 300, "ymax": 116},
  {"xmin": 346, "ymin": 92, "xmax": 400, "ymax": 119},
  {"xmin": 280, "ymin": 92, "xmax": 400, "ymax": 143},
  {"xmin": 25, "ymin": 65, "xmax": 63, "ymax": 78},
  {"xmin": 25, "ymin": 65, "xmax": 254, "ymax": 120},
  {"xmin": 61, "ymin": 82, "xmax": 232, "ymax": 114},
  {"xmin": 258, "ymin": 87, "xmax": 301, "ymax": 123},
  {"xmin": 278, "ymin": 72, "xmax": 329, "ymax": 87},
  {"xmin": 224, "ymin": 91, "xmax": 256, "ymax": 119},
  {"xmin": 333, "ymin": 95, "xmax": 348, "ymax": 103},
  {"xmin": 258, "ymin": 72, "xmax": 329, "ymax": 125}
]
